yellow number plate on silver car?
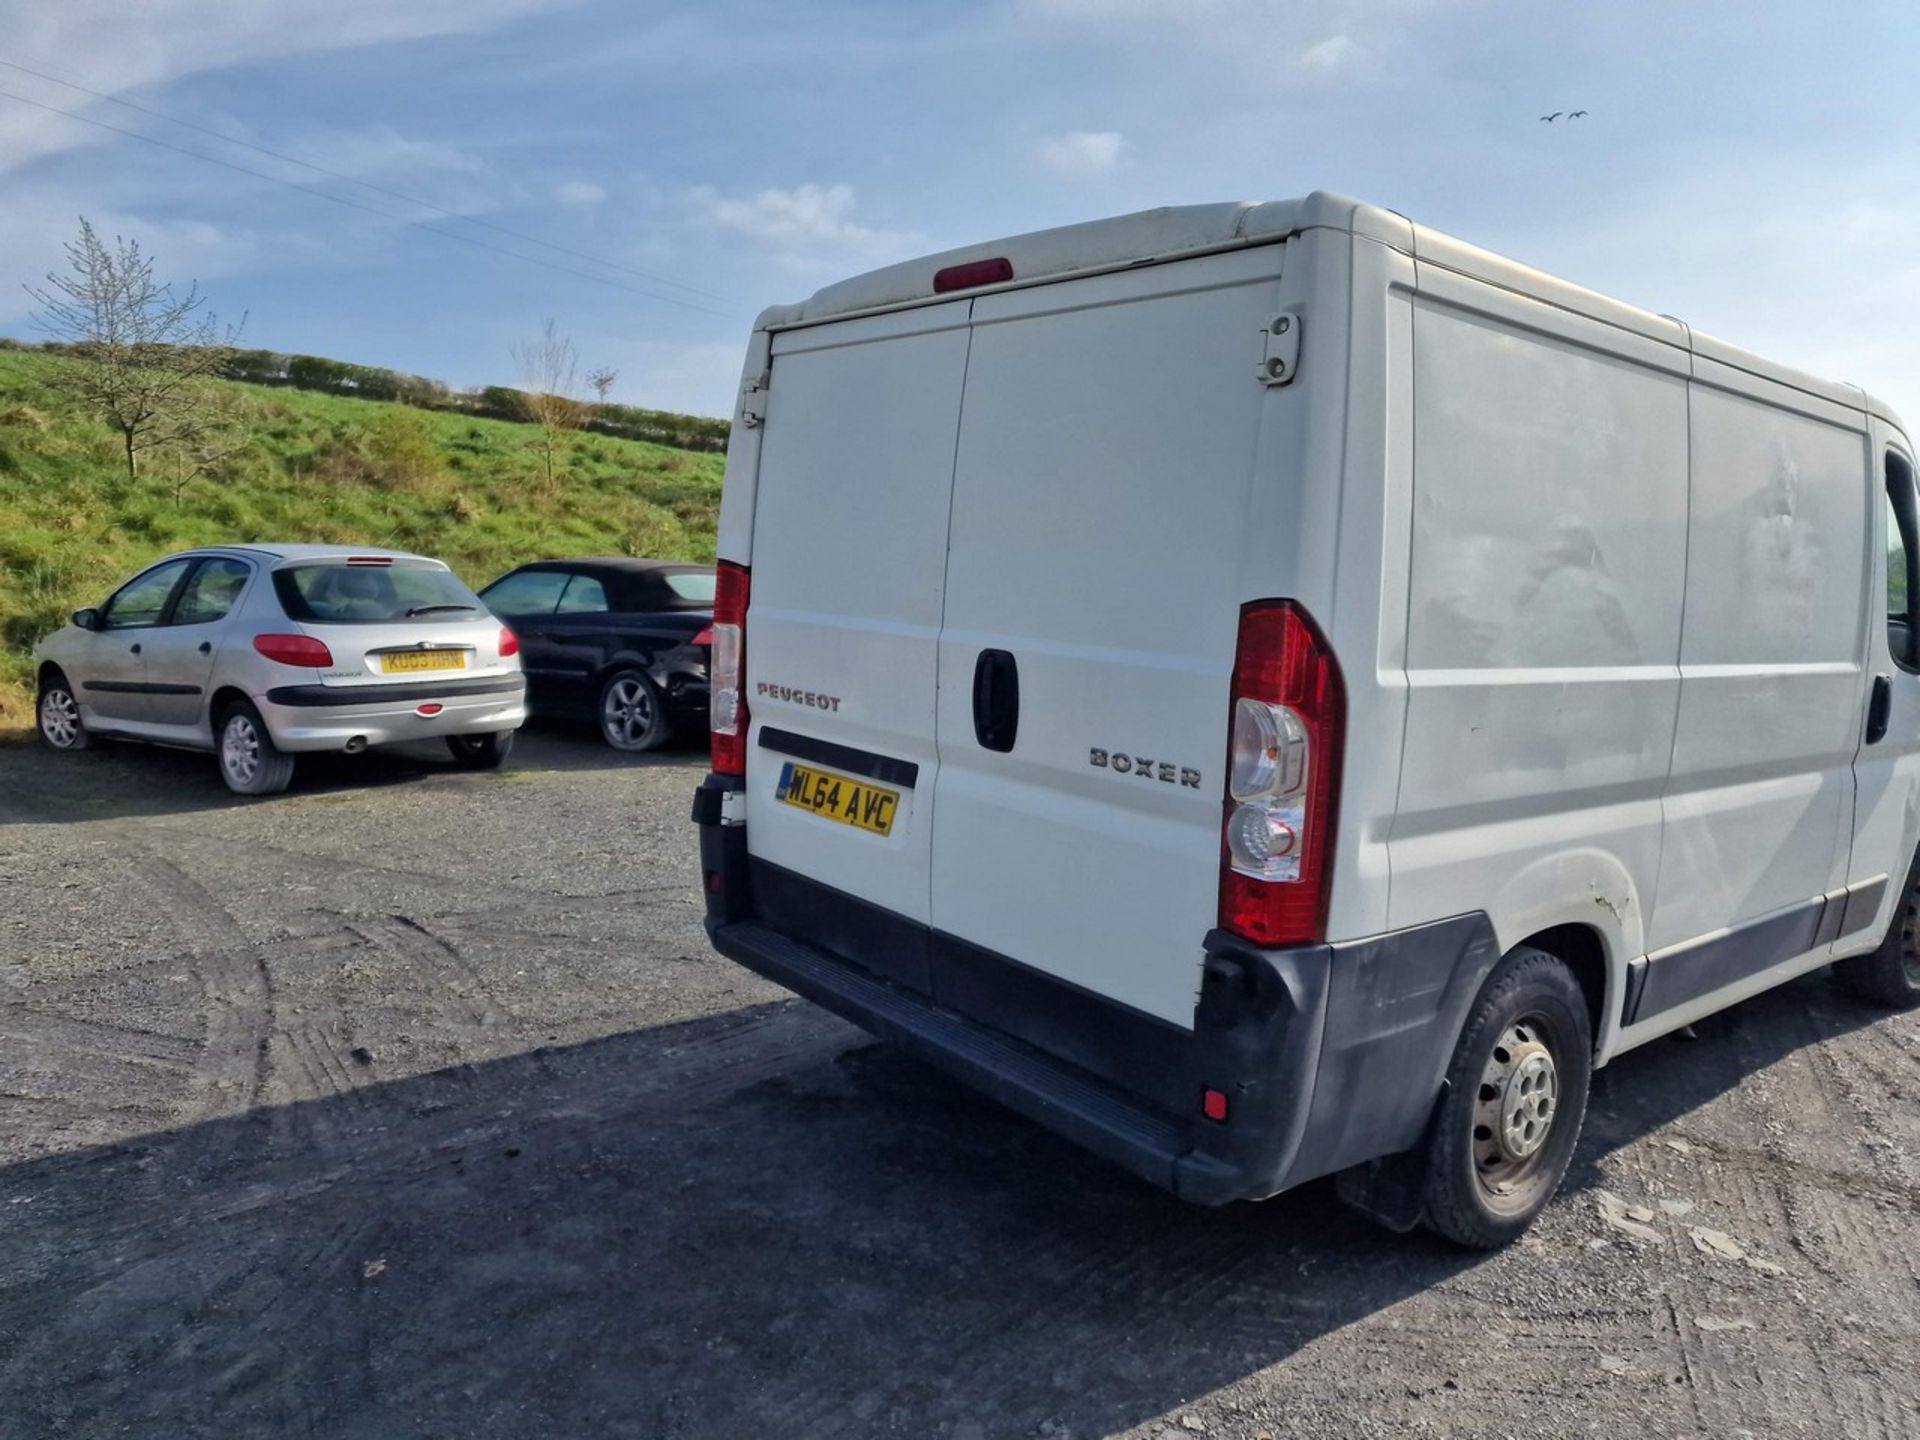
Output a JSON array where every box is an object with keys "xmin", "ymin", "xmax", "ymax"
[
  {"xmin": 381, "ymin": 650, "xmax": 466, "ymax": 674},
  {"xmin": 776, "ymin": 762, "xmax": 899, "ymax": 837}
]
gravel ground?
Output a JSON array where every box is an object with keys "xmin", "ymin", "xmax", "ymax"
[{"xmin": 1, "ymin": 724, "xmax": 1917, "ymax": 1439}]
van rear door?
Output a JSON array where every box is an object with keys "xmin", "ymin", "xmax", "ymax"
[
  {"xmin": 931, "ymin": 249, "xmax": 1288, "ymax": 1025},
  {"xmin": 742, "ymin": 301, "xmax": 972, "ymax": 956}
]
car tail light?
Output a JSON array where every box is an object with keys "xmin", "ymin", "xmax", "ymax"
[
  {"xmin": 1217, "ymin": 601, "xmax": 1344, "ymax": 947},
  {"xmin": 252, "ymin": 633, "xmax": 334, "ymax": 668},
  {"xmin": 691, "ymin": 625, "xmax": 714, "ymax": 647},
  {"xmin": 499, "ymin": 627, "xmax": 520, "ymax": 658},
  {"xmin": 710, "ymin": 561, "xmax": 750, "ymax": 775}
]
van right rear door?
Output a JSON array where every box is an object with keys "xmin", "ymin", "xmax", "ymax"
[
  {"xmin": 930, "ymin": 247, "xmax": 1290, "ymax": 1027},
  {"xmin": 741, "ymin": 301, "xmax": 973, "ymax": 961}
]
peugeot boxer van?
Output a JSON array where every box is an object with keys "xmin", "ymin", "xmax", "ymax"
[{"xmin": 692, "ymin": 191, "xmax": 1920, "ymax": 1246}]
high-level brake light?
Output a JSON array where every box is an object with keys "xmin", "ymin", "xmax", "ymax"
[
  {"xmin": 1218, "ymin": 601, "xmax": 1345, "ymax": 947},
  {"xmin": 933, "ymin": 257, "xmax": 1014, "ymax": 293},
  {"xmin": 710, "ymin": 561, "xmax": 751, "ymax": 775}
]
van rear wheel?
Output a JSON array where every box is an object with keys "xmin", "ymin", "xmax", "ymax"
[
  {"xmin": 1835, "ymin": 857, "xmax": 1920, "ymax": 1009},
  {"xmin": 1420, "ymin": 947, "xmax": 1592, "ymax": 1249}
]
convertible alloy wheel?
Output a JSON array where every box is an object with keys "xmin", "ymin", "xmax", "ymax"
[{"xmin": 600, "ymin": 671, "xmax": 670, "ymax": 752}]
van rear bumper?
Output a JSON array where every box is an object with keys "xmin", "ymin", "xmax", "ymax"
[{"xmin": 695, "ymin": 776, "xmax": 1499, "ymax": 1208}]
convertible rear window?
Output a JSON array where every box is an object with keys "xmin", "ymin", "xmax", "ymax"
[
  {"xmin": 273, "ymin": 562, "xmax": 484, "ymax": 625},
  {"xmin": 660, "ymin": 571, "xmax": 717, "ymax": 604}
]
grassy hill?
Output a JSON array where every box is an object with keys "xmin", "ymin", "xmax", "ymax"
[{"xmin": 0, "ymin": 346, "xmax": 725, "ymax": 735}]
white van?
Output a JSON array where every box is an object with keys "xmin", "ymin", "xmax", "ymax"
[{"xmin": 692, "ymin": 191, "xmax": 1920, "ymax": 1246}]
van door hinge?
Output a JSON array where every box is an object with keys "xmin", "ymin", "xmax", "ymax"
[
  {"xmin": 1258, "ymin": 313, "xmax": 1301, "ymax": 386},
  {"xmin": 738, "ymin": 376, "xmax": 769, "ymax": 428}
]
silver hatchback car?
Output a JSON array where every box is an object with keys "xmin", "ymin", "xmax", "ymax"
[{"xmin": 33, "ymin": 544, "xmax": 527, "ymax": 795}]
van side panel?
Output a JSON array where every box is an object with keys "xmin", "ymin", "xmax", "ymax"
[
  {"xmin": 1388, "ymin": 272, "xmax": 1690, "ymax": 984},
  {"xmin": 1640, "ymin": 368, "xmax": 1869, "ymax": 965}
]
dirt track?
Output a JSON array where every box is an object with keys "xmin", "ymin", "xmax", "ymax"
[{"xmin": 1, "ymin": 726, "xmax": 1917, "ymax": 1439}]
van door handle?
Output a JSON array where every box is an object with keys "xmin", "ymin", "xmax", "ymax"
[
  {"xmin": 972, "ymin": 649, "xmax": 1020, "ymax": 753},
  {"xmin": 1867, "ymin": 673, "xmax": 1893, "ymax": 744}
]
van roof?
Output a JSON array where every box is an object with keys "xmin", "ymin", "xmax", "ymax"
[{"xmin": 760, "ymin": 189, "xmax": 1902, "ymax": 431}]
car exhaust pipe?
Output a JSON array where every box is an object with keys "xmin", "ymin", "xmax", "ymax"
[{"xmin": 344, "ymin": 735, "xmax": 368, "ymax": 754}]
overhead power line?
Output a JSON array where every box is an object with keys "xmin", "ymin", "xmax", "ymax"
[
  {"xmin": 0, "ymin": 56, "xmax": 731, "ymax": 305},
  {"xmin": 0, "ymin": 82, "xmax": 739, "ymax": 320}
]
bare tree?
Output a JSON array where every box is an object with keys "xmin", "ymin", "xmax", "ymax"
[
  {"xmin": 510, "ymin": 319, "xmax": 585, "ymax": 489},
  {"xmin": 26, "ymin": 218, "xmax": 242, "ymax": 480},
  {"xmin": 585, "ymin": 366, "xmax": 618, "ymax": 404}
]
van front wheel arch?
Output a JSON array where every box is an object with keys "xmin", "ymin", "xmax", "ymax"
[
  {"xmin": 1836, "ymin": 851, "xmax": 1920, "ymax": 1009},
  {"xmin": 1419, "ymin": 946, "xmax": 1593, "ymax": 1249}
]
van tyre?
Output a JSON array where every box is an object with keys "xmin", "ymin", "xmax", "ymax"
[
  {"xmin": 1835, "ymin": 855, "xmax": 1920, "ymax": 1009},
  {"xmin": 599, "ymin": 669, "xmax": 672, "ymax": 752},
  {"xmin": 37, "ymin": 670, "xmax": 89, "ymax": 751},
  {"xmin": 447, "ymin": 731, "xmax": 515, "ymax": 770},
  {"xmin": 218, "ymin": 701, "xmax": 295, "ymax": 797},
  {"xmin": 1420, "ymin": 947, "xmax": 1592, "ymax": 1249}
]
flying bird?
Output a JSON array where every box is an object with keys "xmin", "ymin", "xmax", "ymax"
[
  {"xmin": 1569, "ymin": 109, "xmax": 1588, "ymax": 118},
  {"xmin": 1540, "ymin": 112, "xmax": 1562, "ymax": 122}
]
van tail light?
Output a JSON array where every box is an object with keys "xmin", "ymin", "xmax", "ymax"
[
  {"xmin": 252, "ymin": 633, "xmax": 334, "ymax": 668},
  {"xmin": 1218, "ymin": 601, "xmax": 1344, "ymax": 947},
  {"xmin": 710, "ymin": 561, "xmax": 750, "ymax": 775},
  {"xmin": 499, "ymin": 627, "xmax": 520, "ymax": 658}
]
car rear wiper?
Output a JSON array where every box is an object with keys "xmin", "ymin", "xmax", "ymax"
[{"xmin": 405, "ymin": 603, "xmax": 478, "ymax": 616}]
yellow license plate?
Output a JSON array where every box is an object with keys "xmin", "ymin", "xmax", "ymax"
[
  {"xmin": 776, "ymin": 762, "xmax": 899, "ymax": 837},
  {"xmin": 381, "ymin": 650, "xmax": 467, "ymax": 674}
]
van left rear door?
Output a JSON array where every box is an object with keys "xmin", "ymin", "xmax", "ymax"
[{"xmin": 741, "ymin": 301, "xmax": 972, "ymax": 972}]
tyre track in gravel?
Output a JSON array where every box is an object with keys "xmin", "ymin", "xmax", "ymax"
[
  {"xmin": 0, "ymin": 1000, "xmax": 855, "ymax": 1289},
  {"xmin": 130, "ymin": 852, "xmax": 276, "ymax": 1124}
]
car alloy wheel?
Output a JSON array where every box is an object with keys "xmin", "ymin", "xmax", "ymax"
[
  {"xmin": 222, "ymin": 711, "xmax": 263, "ymax": 788},
  {"xmin": 602, "ymin": 675, "xmax": 659, "ymax": 751},
  {"xmin": 38, "ymin": 687, "xmax": 83, "ymax": 749}
]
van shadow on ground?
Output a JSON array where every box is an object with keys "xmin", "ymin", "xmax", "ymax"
[{"xmin": 0, "ymin": 971, "xmax": 1894, "ymax": 1438}]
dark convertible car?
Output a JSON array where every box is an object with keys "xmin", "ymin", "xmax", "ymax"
[{"xmin": 478, "ymin": 558, "xmax": 713, "ymax": 751}]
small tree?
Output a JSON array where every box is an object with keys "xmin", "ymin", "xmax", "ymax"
[
  {"xmin": 509, "ymin": 318, "xmax": 585, "ymax": 490},
  {"xmin": 586, "ymin": 366, "xmax": 618, "ymax": 404},
  {"xmin": 26, "ymin": 218, "xmax": 242, "ymax": 479}
]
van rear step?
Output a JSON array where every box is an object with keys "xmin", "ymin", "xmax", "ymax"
[{"xmin": 708, "ymin": 919, "xmax": 1248, "ymax": 1203}]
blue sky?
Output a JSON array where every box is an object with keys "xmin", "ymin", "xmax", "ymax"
[{"xmin": 3, "ymin": 0, "xmax": 1918, "ymax": 419}]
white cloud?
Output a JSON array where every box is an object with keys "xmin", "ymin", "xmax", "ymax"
[
  {"xmin": 1037, "ymin": 130, "xmax": 1127, "ymax": 179},
  {"xmin": 1297, "ymin": 34, "xmax": 1361, "ymax": 72},
  {"xmin": 0, "ymin": 186, "xmax": 258, "ymax": 331},
  {"xmin": 687, "ymin": 182, "xmax": 922, "ymax": 275},
  {"xmin": 0, "ymin": 0, "xmax": 570, "ymax": 173},
  {"xmin": 555, "ymin": 180, "xmax": 606, "ymax": 209}
]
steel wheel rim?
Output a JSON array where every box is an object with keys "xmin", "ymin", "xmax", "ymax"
[
  {"xmin": 222, "ymin": 715, "xmax": 261, "ymax": 786},
  {"xmin": 40, "ymin": 689, "xmax": 79, "ymax": 748},
  {"xmin": 602, "ymin": 677, "xmax": 654, "ymax": 750},
  {"xmin": 1471, "ymin": 1014, "xmax": 1561, "ymax": 1197}
]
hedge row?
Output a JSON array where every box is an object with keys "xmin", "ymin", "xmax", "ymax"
[{"xmin": 19, "ymin": 340, "xmax": 733, "ymax": 454}]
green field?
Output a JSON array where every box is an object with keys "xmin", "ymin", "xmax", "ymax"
[{"xmin": 0, "ymin": 347, "xmax": 725, "ymax": 735}]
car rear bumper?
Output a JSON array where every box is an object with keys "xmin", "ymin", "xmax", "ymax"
[
  {"xmin": 258, "ymin": 675, "xmax": 527, "ymax": 752},
  {"xmin": 693, "ymin": 774, "xmax": 1500, "ymax": 1209}
]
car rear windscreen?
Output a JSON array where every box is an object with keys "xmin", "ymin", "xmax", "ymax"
[{"xmin": 273, "ymin": 562, "xmax": 484, "ymax": 624}]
